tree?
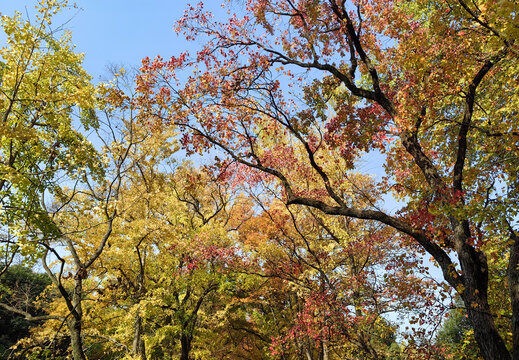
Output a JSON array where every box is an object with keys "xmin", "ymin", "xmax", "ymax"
[
  {"xmin": 238, "ymin": 191, "xmax": 433, "ymax": 359},
  {"xmin": 0, "ymin": 63, "xmax": 152, "ymax": 359},
  {"xmin": 3, "ymin": 109, "xmax": 139, "ymax": 360},
  {"xmin": 0, "ymin": 265, "xmax": 51, "ymax": 359},
  {"xmin": 0, "ymin": 0, "xmax": 99, "ymax": 269},
  {"xmin": 79, "ymin": 162, "xmax": 249, "ymax": 360},
  {"xmin": 136, "ymin": 0, "xmax": 519, "ymax": 359},
  {"xmin": 0, "ymin": 2, "xmax": 116, "ymax": 359}
]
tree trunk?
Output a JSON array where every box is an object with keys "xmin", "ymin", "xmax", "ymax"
[
  {"xmin": 465, "ymin": 306, "xmax": 511, "ymax": 360},
  {"xmin": 68, "ymin": 316, "xmax": 87, "ymax": 360},
  {"xmin": 509, "ymin": 229, "xmax": 519, "ymax": 360},
  {"xmin": 456, "ymin": 238, "xmax": 511, "ymax": 360},
  {"xmin": 180, "ymin": 332, "xmax": 192, "ymax": 360},
  {"xmin": 132, "ymin": 313, "xmax": 146, "ymax": 360},
  {"xmin": 321, "ymin": 341, "xmax": 329, "ymax": 360},
  {"xmin": 67, "ymin": 277, "xmax": 87, "ymax": 360}
]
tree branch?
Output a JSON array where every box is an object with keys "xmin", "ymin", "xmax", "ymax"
[
  {"xmin": 0, "ymin": 302, "xmax": 64, "ymax": 322},
  {"xmin": 453, "ymin": 50, "xmax": 506, "ymax": 191}
]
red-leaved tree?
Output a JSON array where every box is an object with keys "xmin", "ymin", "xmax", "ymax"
[{"xmin": 136, "ymin": 1, "xmax": 518, "ymax": 359}]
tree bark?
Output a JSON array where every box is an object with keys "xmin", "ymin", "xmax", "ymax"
[
  {"xmin": 462, "ymin": 293, "xmax": 510, "ymax": 360},
  {"xmin": 132, "ymin": 313, "xmax": 146, "ymax": 360},
  {"xmin": 455, "ymin": 229, "xmax": 511, "ymax": 360},
  {"xmin": 321, "ymin": 341, "xmax": 328, "ymax": 360},
  {"xmin": 67, "ymin": 277, "xmax": 87, "ymax": 360},
  {"xmin": 68, "ymin": 316, "xmax": 87, "ymax": 360},
  {"xmin": 180, "ymin": 332, "xmax": 192, "ymax": 360},
  {"xmin": 509, "ymin": 229, "xmax": 519, "ymax": 360}
]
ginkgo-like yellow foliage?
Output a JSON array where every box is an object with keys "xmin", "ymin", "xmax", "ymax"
[{"xmin": 0, "ymin": 0, "xmax": 99, "ymax": 255}]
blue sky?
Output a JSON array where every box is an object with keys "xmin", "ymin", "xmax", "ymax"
[
  {"xmin": 1, "ymin": 1, "xmax": 225, "ymax": 80},
  {"xmin": 1, "ymin": 0, "xmax": 402, "ymax": 206}
]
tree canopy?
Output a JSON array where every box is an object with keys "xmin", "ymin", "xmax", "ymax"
[
  {"xmin": 136, "ymin": 0, "xmax": 518, "ymax": 359},
  {"xmin": 1, "ymin": 0, "xmax": 518, "ymax": 359}
]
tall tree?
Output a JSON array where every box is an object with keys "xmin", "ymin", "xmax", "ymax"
[
  {"xmin": 136, "ymin": 0, "xmax": 518, "ymax": 359},
  {"xmin": 79, "ymin": 162, "xmax": 247, "ymax": 360},
  {"xmin": 0, "ymin": 0, "xmax": 99, "ymax": 269},
  {"xmin": 0, "ymin": 3, "xmax": 112, "ymax": 358},
  {"xmin": 0, "ymin": 66, "xmax": 150, "ymax": 360}
]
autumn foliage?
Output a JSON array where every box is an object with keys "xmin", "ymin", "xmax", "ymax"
[{"xmin": 1, "ymin": 0, "xmax": 518, "ymax": 359}]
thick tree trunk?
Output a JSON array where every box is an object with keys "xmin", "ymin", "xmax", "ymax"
[
  {"xmin": 465, "ymin": 306, "xmax": 511, "ymax": 360},
  {"xmin": 132, "ymin": 313, "xmax": 146, "ymax": 360},
  {"xmin": 508, "ymin": 229, "xmax": 519, "ymax": 360},
  {"xmin": 456, "ymin": 234, "xmax": 511, "ymax": 360},
  {"xmin": 180, "ymin": 333, "xmax": 192, "ymax": 360}
]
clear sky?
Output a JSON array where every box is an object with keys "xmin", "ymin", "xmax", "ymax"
[{"xmin": 1, "ymin": 0, "xmax": 225, "ymax": 80}]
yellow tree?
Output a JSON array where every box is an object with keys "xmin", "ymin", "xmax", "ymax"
[
  {"xmin": 1, "ymin": 69, "xmax": 152, "ymax": 360},
  {"xmin": 0, "ymin": 0, "xmax": 99, "ymax": 264},
  {"xmin": 81, "ymin": 161, "xmax": 247, "ymax": 360}
]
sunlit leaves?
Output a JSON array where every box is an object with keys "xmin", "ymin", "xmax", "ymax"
[{"xmin": 0, "ymin": 0, "xmax": 100, "ymax": 244}]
